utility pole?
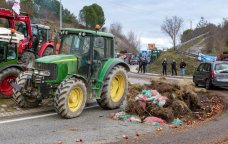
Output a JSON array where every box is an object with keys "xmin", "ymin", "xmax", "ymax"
[{"xmin": 60, "ymin": 0, "xmax": 62, "ymax": 30}]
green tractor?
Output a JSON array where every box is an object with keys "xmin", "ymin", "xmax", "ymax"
[
  {"xmin": 13, "ymin": 28, "xmax": 130, "ymax": 118},
  {"xmin": 0, "ymin": 27, "xmax": 25, "ymax": 98}
]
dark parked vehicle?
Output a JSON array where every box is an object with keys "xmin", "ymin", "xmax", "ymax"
[
  {"xmin": 193, "ymin": 61, "xmax": 228, "ymax": 89},
  {"xmin": 130, "ymin": 57, "xmax": 139, "ymax": 65}
]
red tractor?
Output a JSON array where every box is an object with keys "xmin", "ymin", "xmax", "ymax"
[
  {"xmin": 0, "ymin": 8, "xmax": 54, "ymax": 65},
  {"xmin": 0, "ymin": 8, "xmax": 54, "ymax": 98},
  {"xmin": 31, "ymin": 24, "xmax": 54, "ymax": 56}
]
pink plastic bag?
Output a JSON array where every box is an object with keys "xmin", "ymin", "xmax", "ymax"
[
  {"xmin": 144, "ymin": 116, "xmax": 166, "ymax": 125},
  {"xmin": 150, "ymin": 90, "xmax": 158, "ymax": 96}
]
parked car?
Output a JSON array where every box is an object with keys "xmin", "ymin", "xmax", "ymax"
[
  {"xmin": 193, "ymin": 61, "xmax": 228, "ymax": 89},
  {"xmin": 130, "ymin": 57, "xmax": 139, "ymax": 65}
]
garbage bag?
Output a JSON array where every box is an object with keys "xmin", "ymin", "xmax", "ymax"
[
  {"xmin": 144, "ymin": 116, "xmax": 166, "ymax": 125},
  {"xmin": 171, "ymin": 118, "xmax": 183, "ymax": 125}
]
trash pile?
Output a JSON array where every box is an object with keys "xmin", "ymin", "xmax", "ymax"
[
  {"xmin": 125, "ymin": 79, "xmax": 202, "ymax": 122},
  {"xmin": 111, "ymin": 78, "xmax": 224, "ymax": 129}
]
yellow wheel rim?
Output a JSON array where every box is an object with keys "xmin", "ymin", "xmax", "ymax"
[
  {"xmin": 110, "ymin": 74, "xmax": 125, "ymax": 102},
  {"xmin": 68, "ymin": 87, "xmax": 83, "ymax": 112}
]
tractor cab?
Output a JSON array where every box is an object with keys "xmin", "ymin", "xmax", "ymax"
[
  {"xmin": 31, "ymin": 24, "xmax": 51, "ymax": 43},
  {"xmin": 57, "ymin": 28, "xmax": 114, "ymax": 78},
  {"xmin": 0, "ymin": 27, "xmax": 24, "ymax": 65},
  {"xmin": 31, "ymin": 24, "xmax": 54, "ymax": 56}
]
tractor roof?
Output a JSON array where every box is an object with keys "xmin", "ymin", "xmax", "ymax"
[
  {"xmin": 0, "ymin": 8, "xmax": 14, "ymax": 18},
  {"xmin": 0, "ymin": 27, "xmax": 24, "ymax": 43},
  {"xmin": 62, "ymin": 28, "xmax": 114, "ymax": 38},
  {"xmin": 31, "ymin": 24, "xmax": 50, "ymax": 30}
]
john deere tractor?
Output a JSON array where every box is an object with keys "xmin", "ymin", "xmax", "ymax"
[{"xmin": 13, "ymin": 28, "xmax": 129, "ymax": 118}]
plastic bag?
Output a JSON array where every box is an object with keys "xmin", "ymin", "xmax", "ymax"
[
  {"xmin": 172, "ymin": 118, "xmax": 183, "ymax": 125},
  {"xmin": 144, "ymin": 116, "xmax": 166, "ymax": 125}
]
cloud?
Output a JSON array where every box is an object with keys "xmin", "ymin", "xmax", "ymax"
[{"xmin": 62, "ymin": 0, "xmax": 228, "ymax": 49}]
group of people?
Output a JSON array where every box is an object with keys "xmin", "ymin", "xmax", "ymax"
[{"xmin": 162, "ymin": 58, "xmax": 186, "ymax": 76}]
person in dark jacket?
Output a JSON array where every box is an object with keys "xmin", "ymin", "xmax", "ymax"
[
  {"xmin": 138, "ymin": 57, "xmax": 143, "ymax": 73},
  {"xmin": 180, "ymin": 59, "xmax": 186, "ymax": 76},
  {"xmin": 171, "ymin": 60, "xmax": 177, "ymax": 76},
  {"xmin": 142, "ymin": 58, "xmax": 148, "ymax": 73},
  {"xmin": 162, "ymin": 58, "xmax": 168, "ymax": 76}
]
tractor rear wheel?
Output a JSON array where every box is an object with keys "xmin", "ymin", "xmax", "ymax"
[
  {"xmin": 13, "ymin": 72, "xmax": 41, "ymax": 108},
  {"xmin": 0, "ymin": 68, "xmax": 21, "ymax": 98},
  {"xmin": 54, "ymin": 78, "xmax": 87, "ymax": 118},
  {"xmin": 43, "ymin": 47, "xmax": 53, "ymax": 56},
  {"xmin": 97, "ymin": 66, "xmax": 128, "ymax": 109},
  {"xmin": 20, "ymin": 51, "xmax": 35, "ymax": 67}
]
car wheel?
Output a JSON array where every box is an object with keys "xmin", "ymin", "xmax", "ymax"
[{"xmin": 193, "ymin": 77, "xmax": 199, "ymax": 87}]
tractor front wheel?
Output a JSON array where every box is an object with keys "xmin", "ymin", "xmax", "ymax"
[
  {"xmin": 54, "ymin": 78, "xmax": 87, "ymax": 119},
  {"xmin": 97, "ymin": 66, "xmax": 128, "ymax": 109},
  {"xmin": 13, "ymin": 72, "xmax": 41, "ymax": 108},
  {"xmin": 0, "ymin": 68, "xmax": 21, "ymax": 98},
  {"xmin": 43, "ymin": 47, "xmax": 53, "ymax": 56}
]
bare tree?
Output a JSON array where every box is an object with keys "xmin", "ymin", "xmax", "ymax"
[
  {"xmin": 127, "ymin": 31, "xmax": 141, "ymax": 53},
  {"xmin": 109, "ymin": 23, "xmax": 140, "ymax": 54},
  {"xmin": 161, "ymin": 16, "xmax": 184, "ymax": 50}
]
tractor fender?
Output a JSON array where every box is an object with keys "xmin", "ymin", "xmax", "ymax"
[
  {"xmin": 38, "ymin": 41, "xmax": 54, "ymax": 57},
  {"xmin": 0, "ymin": 64, "xmax": 25, "ymax": 72},
  {"xmin": 68, "ymin": 74, "xmax": 91, "ymax": 97},
  {"xmin": 69, "ymin": 74, "xmax": 89, "ymax": 87},
  {"xmin": 94, "ymin": 59, "xmax": 130, "ymax": 97}
]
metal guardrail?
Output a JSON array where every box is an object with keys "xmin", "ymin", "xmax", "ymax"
[
  {"xmin": 177, "ymin": 32, "xmax": 209, "ymax": 49},
  {"xmin": 177, "ymin": 51, "xmax": 198, "ymax": 58}
]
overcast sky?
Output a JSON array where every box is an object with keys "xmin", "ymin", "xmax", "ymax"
[{"xmin": 62, "ymin": 0, "xmax": 228, "ymax": 50}]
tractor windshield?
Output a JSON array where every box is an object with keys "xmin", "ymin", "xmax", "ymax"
[
  {"xmin": 0, "ymin": 41, "xmax": 17, "ymax": 63},
  {"xmin": 0, "ymin": 18, "xmax": 10, "ymax": 28},
  {"xmin": 59, "ymin": 34, "xmax": 90, "ymax": 57},
  {"xmin": 0, "ymin": 41, "xmax": 17, "ymax": 62},
  {"xmin": 0, "ymin": 41, "xmax": 6, "ymax": 62}
]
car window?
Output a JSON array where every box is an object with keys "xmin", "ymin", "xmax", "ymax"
[
  {"xmin": 203, "ymin": 63, "xmax": 211, "ymax": 72},
  {"xmin": 197, "ymin": 63, "xmax": 204, "ymax": 72},
  {"xmin": 214, "ymin": 63, "xmax": 228, "ymax": 73}
]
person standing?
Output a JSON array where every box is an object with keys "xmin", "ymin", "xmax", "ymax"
[
  {"xmin": 138, "ymin": 57, "xmax": 143, "ymax": 73},
  {"xmin": 180, "ymin": 59, "xmax": 186, "ymax": 76},
  {"xmin": 171, "ymin": 60, "xmax": 177, "ymax": 76},
  {"xmin": 142, "ymin": 58, "xmax": 148, "ymax": 73},
  {"xmin": 162, "ymin": 58, "xmax": 168, "ymax": 76}
]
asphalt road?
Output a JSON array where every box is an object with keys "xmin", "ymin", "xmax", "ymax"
[{"xmin": 0, "ymin": 74, "xmax": 227, "ymax": 144}]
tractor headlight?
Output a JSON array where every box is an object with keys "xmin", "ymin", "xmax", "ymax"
[
  {"xmin": 34, "ymin": 70, "xmax": 39, "ymax": 75},
  {"xmin": 39, "ymin": 70, "xmax": 51, "ymax": 76}
]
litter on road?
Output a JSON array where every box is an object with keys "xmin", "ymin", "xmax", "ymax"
[{"xmin": 110, "ymin": 77, "xmax": 225, "ymax": 130}]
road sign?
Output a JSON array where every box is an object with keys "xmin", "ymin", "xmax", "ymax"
[{"xmin": 148, "ymin": 43, "xmax": 156, "ymax": 50}]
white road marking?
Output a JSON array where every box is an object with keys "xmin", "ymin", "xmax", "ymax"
[{"xmin": 0, "ymin": 105, "xmax": 98, "ymax": 124}]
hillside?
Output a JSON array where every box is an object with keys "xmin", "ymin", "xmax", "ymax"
[{"xmin": 147, "ymin": 49, "xmax": 200, "ymax": 76}]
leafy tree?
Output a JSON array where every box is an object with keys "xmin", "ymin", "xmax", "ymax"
[
  {"xmin": 197, "ymin": 17, "xmax": 208, "ymax": 29},
  {"xmin": 21, "ymin": 0, "xmax": 37, "ymax": 17},
  {"xmin": 181, "ymin": 29, "xmax": 193, "ymax": 42},
  {"xmin": 161, "ymin": 16, "xmax": 184, "ymax": 50},
  {"xmin": 0, "ymin": 0, "xmax": 8, "ymax": 9},
  {"xmin": 33, "ymin": 0, "xmax": 77, "ymax": 24},
  {"xmin": 79, "ymin": 3, "xmax": 105, "ymax": 29}
]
